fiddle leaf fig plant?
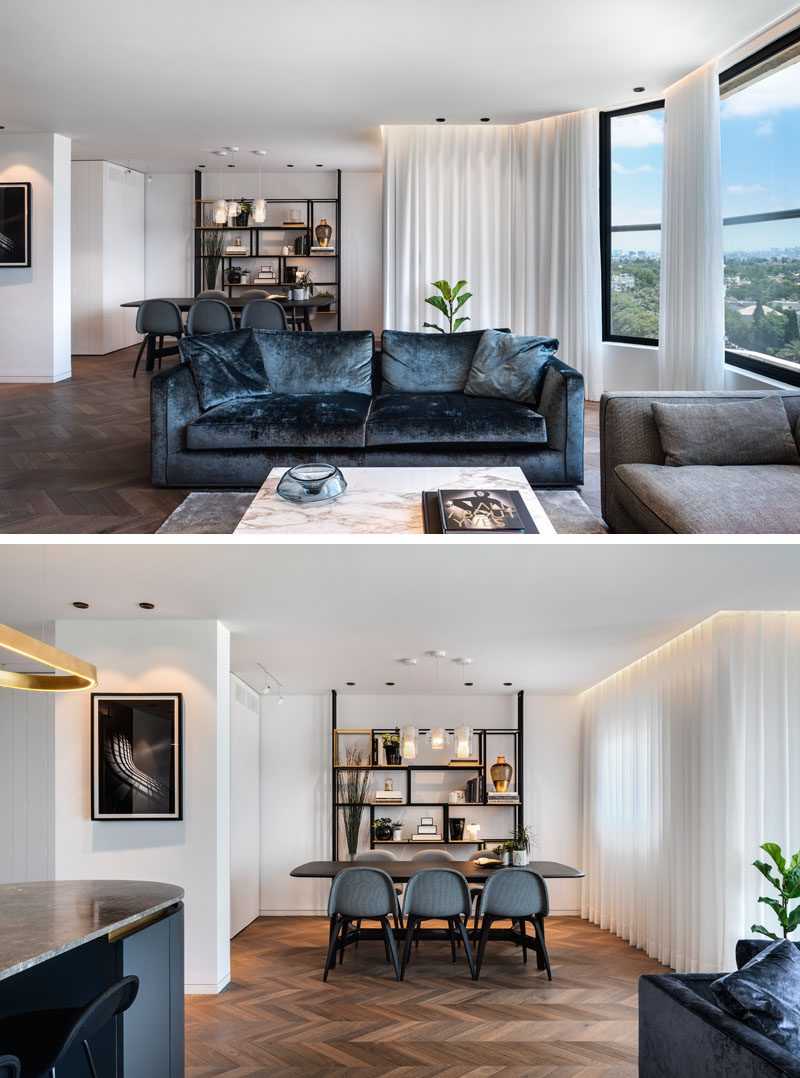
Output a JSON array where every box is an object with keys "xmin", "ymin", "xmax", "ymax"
[
  {"xmin": 423, "ymin": 279, "xmax": 472, "ymax": 333},
  {"xmin": 751, "ymin": 842, "xmax": 800, "ymax": 941}
]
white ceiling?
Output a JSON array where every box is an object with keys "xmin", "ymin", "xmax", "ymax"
[
  {"xmin": 0, "ymin": 1, "xmax": 793, "ymax": 171},
  {"xmin": 0, "ymin": 543, "xmax": 798, "ymax": 695}
]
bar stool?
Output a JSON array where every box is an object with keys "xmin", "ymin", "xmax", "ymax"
[
  {"xmin": 0, "ymin": 975, "xmax": 139, "ymax": 1076},
  {"xmin": 0, "ymin": 1057, "xmax": 20, "ymax": 1077},
  {"xmin": 132, "ymin": 299, "xmax": 183, "ymax": 377}
]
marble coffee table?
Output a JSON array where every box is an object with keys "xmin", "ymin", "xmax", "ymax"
[{"xmin": 234, "ymin": 466, "xmax": 556, "ymax": 535}]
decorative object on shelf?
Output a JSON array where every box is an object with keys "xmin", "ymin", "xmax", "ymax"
[
  {"xmin": 294, "ymin": 234, "xmax": 309, "ymax": 256},
  {"xmin": 337, "ymin": 742, "xmax": 370, "ymax": 859},
  {"xmin": 91, "ymin": 693, "xmax": 183, "ymax": 820},
  {"xmin": 288, "ymin": 208, "xmax": 302, "ymax": 224},
  {"xmin": 281, "ymin": 245, "xmax": 292, "ymax": 255},
  {"xmin": 413, "ymin": 815, "xmax": 442, "ymax": 841},
  {"xmin": 0, "ymin": 182, "xmax": 31, "ymax": 268},
  {"xmin": 465, "ymin": 822, "xmax": 480, "ymax": 842},
  {"xmin": 508, "ymin": 825, "xmax": 533, "ymax": 867},
  {"xmin": 449, "ymin": 817, "xmax": 465, "ymax": 841},
  {"xmin": 381, "ymin": 728, "xmax": 401, "ymax": 766},
  {"xmin": 448, "ymin": 790, "xmax": 466, "ymax": 804},
  {"xmin": 373, "ymin": 817, "xmax": 395, "ymax": 842},
  {"xmin": 423, "ymin": 278, "xmax": 472, "ymax": 333},
  {"xmin": 315, "ymin": 218, "xmax": 333, "ymax": 247},
  {"xmin": 284, "ymin": 265, "xmax": 298, "ymax": 283},
  {"xmin": 392, "ymin": 823, "xmax": 404, "ymax": 842},
  {"xmin": 276, "ymin": 463, "xmax": 347, "ymax": 504},
  {"xmin": 0, "ymin": 621, "xmax": 97, "ymax": 693},
  {"xmin": 401, "ymin": 725, "xmax": 417, "ymax": 760},
  {"xmin": 491, "ymin": 755, "xmax": 513, "ymax": 793},
  {"xmin": 225, "ymin": 237, "xmax": 246, "ymax": 255},
  {"xmin": 202, "ymin": 230, "xmax": 226, "ymax": 290},
  {"xmin": 750, "ymin": 841, "xmax": 800, "ymax": 941},
  {"xmin": 227, "ymin": 266, "xmax": 242, "ymax": 285},
  {"xmin": 454, "ymin": 724, "xmax": 472, "ymax": 759},
  {"xmin": 233, "ymin": 198, "xmax": 252, "ymax": 227},
  {"xmin": 374, "ymin": 776, "xmax": 402, "ymax": 804},
  {"xmin": 465, "ymin": 775, "xmax": 486, "ymax": 804}
]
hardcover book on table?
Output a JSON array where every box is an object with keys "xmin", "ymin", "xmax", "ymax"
[{"xmin": 421, "ymin": 489, "xmax": 538, "ymax": 534}]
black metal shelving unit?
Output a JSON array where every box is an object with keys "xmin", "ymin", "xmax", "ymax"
[
  {"xmin": 193, "ymin": 169, "xmax": 341, "ymax": 330},
  {"xmin": 330, "ymin": 689, "xmax": 524, "ymax": 859}
]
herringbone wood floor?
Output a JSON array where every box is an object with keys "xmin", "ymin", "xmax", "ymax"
[
  {"xmin": 185, "ymin": 916, "xmax": 667, "ymax": 1077},
  {"xmin": 0, "ymin": 348, "xmax": 601, "ymax": 533}
]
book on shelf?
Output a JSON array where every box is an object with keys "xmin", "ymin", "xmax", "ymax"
[
  {"xmin": 421, "ymin": 489, "xmax": 539, "ymax": 535},
  {"xmin": 310, "ymin": 246, "xmax": 336, "ymax": 254},
  {"xmin": 449, "ymin": 758, "xmax": 480, "ymax": 766},
  {"xmin": 465, "ymin": 776, "xmax": 486, "ymax": 804},
  {"xmin": 487, "ymin": 793, "xmax": 520, "ymax": 803},
  {"xmin": 374, "ymin": 794, "xmax": 403, "ymax": 802},
  {"xmin": 416, "ymin": 824, "xmax": 438, "ymax": 835},
  {"xmin": 411, "ymin": 833, "xmax": 442, "ymax": 841}
]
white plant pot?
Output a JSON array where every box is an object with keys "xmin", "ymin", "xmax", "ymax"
[
  {"xmin": 511, "ymin": 850, "xmax": 528, "ymax": 867},
  {"xmin": 392, "ymin": 829, "xmax": 403, "ymax": 843}
]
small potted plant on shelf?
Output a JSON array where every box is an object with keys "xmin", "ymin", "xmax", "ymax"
[
  {"xmin": 493, "ymin": 841, "xmax": 514, "ymax": 866},
  {"xmin": 373, "ymin": 818, "xmax": 396, "ymax": 842},
  {"xmin": 508, "ymin": 825, "xmax": 533, "ymax": 867},
  {"xmin": 381, "ymin": 729, "xmax": 401, "ymax": 766},
  {"xmin": 392, "ymin": 822, "xmax": 404, "ymax": 842}
]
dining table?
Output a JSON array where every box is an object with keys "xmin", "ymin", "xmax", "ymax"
[{"xmin": 120, "ymin": 295, "xmax": 332, "ymax": 371}]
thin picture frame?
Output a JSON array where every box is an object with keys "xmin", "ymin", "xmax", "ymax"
[
  {"xmin": 0, "ymin": 182, "xmax": 32, "ymax": 268},
  {"xmin": 91, "ymin": 692, "xmax": 183, "ymax": 821}
]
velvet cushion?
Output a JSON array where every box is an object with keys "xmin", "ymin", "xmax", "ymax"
[
  {"xmin": 185, "ymin": 393, "xmax": 371, "ymax": 450},
  {"xmin": 711, "ymin": 940, "xmax": 800, "ymax": 1055},
  {"xmin": 651, "ymin": 396, "xmax": 800, "ymax": 467},
  {"xmin": 254, "ymin": 330, "xmax": 373, "ymax": 394},
  {"xmin": 365, "ymin": 392, "xmax": 547, "ymax": 447},
  {"xmin": 464, "ymin": 329, "xmax": 559, "ymax": 407},
  {"xmin": 180, "ymin": 329, "xmax": 269, "ymax": 411},
  {"xmin": 380, "ymin": 329, "xmax": 509, "ymax": 393}
]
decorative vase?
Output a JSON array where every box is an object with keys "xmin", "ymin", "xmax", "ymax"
[
  {"xmin": 448, "ymin": 817, "xmax": 465, "ymax": 841},
  {"xmin": 392, "ymin": 827, "xmax": 403, "ymax": 842},
  {"xmin": 315, "ymin": 218, "xmax": 333, "ymax": 247},
  {"xmin": 511, "ymin": 850, "xmax": 528, "ymax": 867},
  {"xmin": 375, "ymin": 821, "xmax": 393, "ymax": 841},
  {"xmin": 490, "ymin": 755, "xmax": 513, "ymax": 793},
  {"xmin": 384, "ymin": 742, "xmax": 400, "ymax": 766},
  {"xmin": 501, "ymin": 850, "xmax": 511, "ymax": 865}
]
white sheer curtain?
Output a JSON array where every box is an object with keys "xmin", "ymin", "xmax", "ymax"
[
  {"xmin": 582, "ymin": 612, "xmax": 800, "ymax": 973},
  {"xmin": 658, "ymin": 60, "xmax": 725, "ymax": 390},
  {"xmin": 382, "ymin": 113, "xmax": 603, "ymax": 400}
]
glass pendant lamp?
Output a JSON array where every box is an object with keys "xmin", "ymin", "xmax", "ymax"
[
  {"xmin": 455, "ymin": 725, "xmax": 472, "ymax": 758},
  {"xmin": 252, "ymin": 150, "xmax": 267, "ymax": 223},
  {"xmin": 401, "ymin": 725, "xmax": 417, "ymax": 759},
  {"xmin": 213, "ymin": 165, "xmax": 227, "ymax": 224},
  {"xmin": 429, "ymin": 727, "xmax": 445, "ymax": 750}
]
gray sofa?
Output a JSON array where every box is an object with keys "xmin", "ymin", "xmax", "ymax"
[
  {"xmin": 151, "ymin": 328, "xmax": 584, "ymax": 489},
  {"xmin": 601, "ymin": 391, "xmax": 800, "ymax": 533}
]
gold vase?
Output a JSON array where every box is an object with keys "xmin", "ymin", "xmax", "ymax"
[{"xmin": 490, "ymin": 755, "xmax": 513, "ymax": 793}]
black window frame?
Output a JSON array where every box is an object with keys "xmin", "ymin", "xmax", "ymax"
[{"xmin": 600, "ymin": 99, "xmax": 665, "ymax": 348}]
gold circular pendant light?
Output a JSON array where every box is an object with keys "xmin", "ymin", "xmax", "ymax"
[{"xmin": 0, "ymin": 622, "xmax": 97, "ymax": 692}]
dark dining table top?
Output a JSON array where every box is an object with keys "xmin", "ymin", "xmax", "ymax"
[
  {"xmin": 291, "ymin": 859, "xmax": 584, "ymax": 883},
  {"xmin": 121, "ymin": 296, "xmax": 330, "ymax": 311}
]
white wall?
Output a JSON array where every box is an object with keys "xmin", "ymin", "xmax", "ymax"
[
  {"xmin": 259, "ymin": 692, "xmax": 582, "ymax": 916},
  {"xmin": 0, "ymin": 133, "xmax": 71, "ymax": 383},
  {"xmin": 230, "ymin": 674, "xmax": 260, "ymax": 937},
  {"xmin": 71, "ymin": 161, "xmax": 144, "ymax": 354},
  {"xmin": 53, "ymin": 619, "xmax": 231, "ymax": 994},
  {"xmin": 0, "ymin": 687, "xmax": 54, "ymax": 883},
  {"xmin": 145, "ymin": 172, "xmax": 194, "ymax": 298},
  {"xmin": 341, "ymin": 172, "xmax": 382, "ymax": 337}
]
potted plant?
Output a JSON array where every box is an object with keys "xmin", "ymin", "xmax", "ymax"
[
  {"xmin": 423, "ymin": 279, "xmax": 472, "ymax": 333},
  {"xmin": 295, "ymin": 269, "xmax": 313, "ymax": 299},
  {"xmin": 493, "ymin": 841, "xmax": 514, "ymax": 866},
  {"xmin": 234, "ymin": 199, "xmax": 252, "ymax": 227},
  {"xmin": 202, "ymin": 230, "xmax": 226, "ymax": 290},
  {"xmin": 508, "ymin": 825, "xmax": 533, "ymax": 867},
  {"xmin": 392, "ymin": 822, "xmax": 404, "ymax": 842},
  {"xmin": 373, "ymin": 817, "xmax": 396, "ymax": 842},
  {"xmin": 381, "ymin": 729, "xmax": 401, "ymax": 766},
  {"xmin": 337, "ymin": 743, "xmax": 370, "ymax": 860},
  {"xmin": 750, "ymin": 842, "xmax": 800, "ymax": 941}
]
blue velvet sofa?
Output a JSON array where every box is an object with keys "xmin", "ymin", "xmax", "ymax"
[
  {"xmin": 639, "ymin": 941, "xmax": 800, "ymax": 1078},
  {"xmin": 150, "ymin": 328, "xmax": 585, "ymax": 489}
]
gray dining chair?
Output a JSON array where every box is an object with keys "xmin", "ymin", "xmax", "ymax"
[
  {"xmin": 473, "ymin": 868, "xmax": 551, "ymax": 981},
  {"xmin": 132, "ymin": 299, "xmax": 183, "ymax": 377},
  {"xmin": 240, "ymin": 299, "xmax": 287, "ymax": 331},
  {"xmin": 0, "ymin": 1057, "xmax": 20, "ymax": 1078},
  {"xmin": 186, "ymin": 298, "xmax": 235, "ymax": 336},
  {"xmin": 411, "ymin": 849, "xmax": 455, "ymax": 862},
  {"xmin": 238, "ymin": 289, "xmax": 269, "ymax": 306},
  {"xmin": 195, "ymin": 289, "xmax": 228, "ymax": 300},
  {"xmin": 399, "ymin": 868, "xmax": 475, "ymax": 980},
  {"xmin": 323, "ymin": 867, "xmax": 401, "ymax": 982}
]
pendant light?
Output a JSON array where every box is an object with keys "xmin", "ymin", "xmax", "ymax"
[
  {"xmin": 427, "ymin": 651, "xmax": 447, "ymax": 750},
  {"xmin": 226, "ymin": 147, "xmax": 240, "ymax": 219},
  {"xmin": 400, "ymin": 658, "xmax": 417, "ymax": 759},
  {"xmin": 252, "ymin": 150, "xmax": 267, "ymax": 224},
  {"xmin": 454, "ymin": 658, "xmax": 472, "ymax": 759},
  {"xmin": 213, "ymin": 161, "xmax": 228, "ymax": 224}
]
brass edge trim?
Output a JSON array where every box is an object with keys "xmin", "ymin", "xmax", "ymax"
[
  {"xmin": 106, "ymin": 905, "xmax": 175, "ymax": 943},
  {"xmin": 0, "ymin": 623, "xmax": 98, "ymax": 693}
]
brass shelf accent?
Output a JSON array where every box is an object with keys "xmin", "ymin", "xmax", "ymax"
[{"xmin": 0, "ymin": 623, "xmax": 98, "ymax": 692}]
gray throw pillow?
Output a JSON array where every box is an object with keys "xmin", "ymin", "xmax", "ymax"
[
  {"xmin": 711, "ymin": 939, "xmax": 800, "ymax": 1055},
  {"xmin": 464, "ymin": 329, "xmax": 559, "ymax": 407},
  {"xmin": 181, "ymin": 329, "xmax": 270, "ymax": 411},
  {"xmin": 651, "ymin": 397, "xmax": 800, "ymax": 467}
]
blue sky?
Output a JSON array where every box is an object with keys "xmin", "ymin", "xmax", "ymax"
[{"xmin": 610, "ymin": 60, "xmax": 800, "ymax": 254}]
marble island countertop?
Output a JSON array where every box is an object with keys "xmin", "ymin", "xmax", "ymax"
[{"xmin": 0, "ymin": 880, "xmax": 184, "ymax": 981}]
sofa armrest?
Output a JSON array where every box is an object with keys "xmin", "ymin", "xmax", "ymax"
[
  {"xmin": 537, "ymin": 358, "xmax": 584, "ymax": 485},
  {"xmin": 639, "ymin": 974, "xmax": 800, "ymax": 1078},
  {"xmin": 150, "ymin": 364, "xmax": 201, "ymax": 487}
]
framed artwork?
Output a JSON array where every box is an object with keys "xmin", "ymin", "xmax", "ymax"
[
  {"xmin": 91, "ymin": 693, "xmax": 183, "ymax": 820},
  {"xmin": 0, "ymin": 182, "xmax": 31, "ymax": 268}
]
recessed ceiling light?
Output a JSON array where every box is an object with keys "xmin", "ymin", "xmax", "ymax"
[
  {"xmin": 198, "ymin": 164, "xmax": 206, "ymax": 168},
  {"xmin": 0, "ymin": 125, "xmax": 5, "ymax": 131},
  {"xmin": 316, "ymin": 164, "xmax": 324, "ymax": 168},
  {"xmin": 138, "ymin": 602, "xmax": 155, "ymax": 610},
  {"xmin": 286, "ymin": 164, "xmax": 294, "ymax": 168},
  {"xmin": 346, "ymin": 681, "xmax": 355, "ymax": 686},
  {"xmin": 435, "ymin": 117, "xmax": 446, "ymax": 123},
  {"xmin": 480, "ymin": 117, "xmax": 490, "ymax": 123},
  {"xmin": 227, "ymin": 163, "xmax": 235, "ymax": 168},
  {"xmin": 464, "ymin": 681, "xmax": 474, "ymax": 687},
  {"xmin": 72, "ymin": 601, "xmax": 89, "ymax": 609},
  {"xmin": 633, "ymin": 86, "xmax": 646, "ymax": 93},
  {"xmin": 385, "ymin": 681, "xmax": 395, "ymax": 686},
  {"xmin": 503, "ymin": 681, "xmax": 512, "ymax": 686}
]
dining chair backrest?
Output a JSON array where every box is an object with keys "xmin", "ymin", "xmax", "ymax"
[
  {"xmin": 135, "ymin": 299, "xmax": 183, "ymax": 337},
  {"xmin": 240, "ymin": 299, "xmax": 287, "ymax": 330},
  {"xmin": 355, "ymin": 850, "xmax": 398, "ymax": 861},
  {"xmin": 0, "ymin": 1057, "xmax": 20, "ymax": 1078},
  {"xmin": 52, "ymin": 976, "xmax": 139, "ymax": 1068},
  {"xmin": 196, "ymin": 289, "xmax": 228, "ymax": 300},
  {"xmin": 479, "ymin": 868, "xmax": 549, "ymax": 919},
  {"xmin": 187, "ymin": 298, "xmax": 234, "ymax": 335},
  {"xmin": 238, "ymin": 289, "xmax": 269, "ymax": 305},
  {"xmin": 402, "ymin": 868, "xmax": 471, "ymax": 919},
  {"xmin": 327, "ymin": 867, "xmax": 399, "ymax": 920},
  {"xmin": 411, "ymin": 849, "xmax": 455, "ymax": 862}
]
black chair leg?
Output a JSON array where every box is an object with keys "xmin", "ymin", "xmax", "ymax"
[
  {"xmin": 456, "ymin": 916, "xmax": 476, "ymax": 979},
  {"xmin": 323, "ymin": 916, "xmax": 342, "ymax": 981},
  {"xmin": 474, "ymin": 916, "xmax": 493, "ymax": 980},
  {"xmin": 132, "ymin": 336, "xmax": 148, "ymax": 378},
  {"xmin": 519, "ymin": 918, "xmax": 528, "ymax": 964},
  {"xmin": 338, "ymin": 917, "xmax": 350, "ymax": 965},
  {"xmin": 448, "ymin": 919, "xmax": 457, "ymax": 963},
  {"xmin": 533, "ymin": 915, "xmax": 552, "ymax": 980},
  {"xmin": 354, "ymin": 917, "xmax": 361, "ymax": 948},
  {"xmin": 83, "ymin": 1039, "xmax": 99, "ymax": 1078},
  {"xmin": 472, "ymin": 898, "xmax": 481, "ymax": 942},
  {"xmin": 400, "ymin": 915, "xmax": 417, "ymax": 979},
  {"xmin": 381, "ymin": 917, "xmax": 402, "ymax": 981}
]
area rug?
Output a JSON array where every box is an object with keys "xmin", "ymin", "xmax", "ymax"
[{"xmin": 157, "ymin": 490, "xmax": 607, "ymax": 534}]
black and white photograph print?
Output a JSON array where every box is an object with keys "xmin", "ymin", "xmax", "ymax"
[
  {"xmin": 92, "ymin": 693, "xmax": 183, "ymax": 820},
  {"xmin": 0, "ymin": 183, "xmax": 31, "ymax": 267}
]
